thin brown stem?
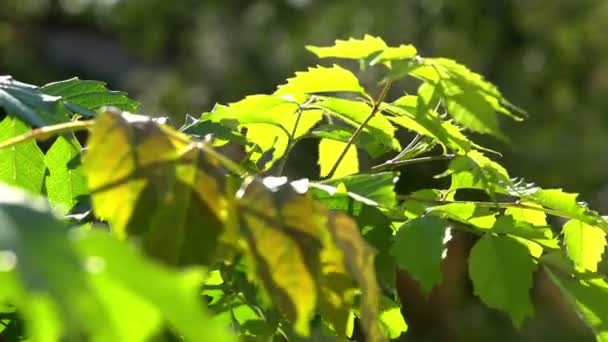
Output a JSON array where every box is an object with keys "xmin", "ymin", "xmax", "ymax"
[
  {"xmin": 371, "ymin": 154, "xmax": 454, "ymax": 173},
  {"xmin": 325, "ymin": 81, "xmax": 392, "ymax": 179}
]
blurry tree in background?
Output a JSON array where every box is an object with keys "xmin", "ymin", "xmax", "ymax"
[{"xmin": 2, "ymin": 0, "xmax": 608, "ymax": 205}]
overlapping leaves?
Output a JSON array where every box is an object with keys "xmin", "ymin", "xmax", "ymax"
[
  {"xmin": 0, "ymin": 184, "xmax": 233, "ymax": 342},
  {"xmin": 82, "ymin": 110, "xmax": 383, "ymax": 340}
]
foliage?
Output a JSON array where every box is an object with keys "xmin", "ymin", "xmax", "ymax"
[{"xmin": 0, "ymin": 35, "xmax": 607, "ymax": 341}]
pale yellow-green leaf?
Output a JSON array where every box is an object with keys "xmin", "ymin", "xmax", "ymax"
[
  {"xmin": 306, "ymin": 35, "xmax": 387, "ymax": 59},
  {"xmin": 319, "ymin": 139, "xmax": 359, "ymax": 179},
  {"xmin": 563, "ymin": 219, "xmax": 607, "ymax": 272}
]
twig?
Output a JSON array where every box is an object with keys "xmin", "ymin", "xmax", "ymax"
[
  {"xmin": 276, "ymin": 97, "xmax": 316, "ymax": 176},
  {"xmin": 398, "ymin": 195, "xmax": 573, "ymax": 221},
  {"xmin": 325, "ymin": 81, "xmax": 392, "ymax": 179},
  {"xmin": 371, "ymin": 154, "xmax": 454, "ymax": 172},
  {"xmin": 0, "ymin": 120, "xmax": 95, "ymax": 149}
]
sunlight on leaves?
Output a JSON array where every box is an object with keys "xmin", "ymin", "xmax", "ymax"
[
  {"xmin": 0, "ymin": 116, "xmax": 46, "ymax": 194},
  {"xmin": 562, "ymin": 219, "xmax": 607, "ymax": 272},
  {"xmin": 319, "ymin": 139, "xmax": 359, "ymax": 179}
]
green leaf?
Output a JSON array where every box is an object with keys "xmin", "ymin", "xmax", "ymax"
[
  {"xmin": 430, "ymin": 203, "xmax": 497, "ymax": 229},
  {"xmin": 306, "ymin": 35, "xmax": 387, "ymax": 60},
  {"xmin": 468, "ymin": 234, "xmax": 538, "ymax": 327},
  {"xmin": 0, "ymin": 184, "xmax": 235, "ymax": 341},
  {"xmin": 320, "ymin": 172, "xmax": 398, "ymax": 208},
  {"xmin": 545, "ymin": 269, "xmax": 608, "ymax": 342},
  {"xmin": 383, "ymin": 95, "xmax": 472, "ymax": 152},
  {"xmin": 83, "ymin": 109, "xmax": 234, "ymax": 266},
  {"xmin": 410, "ymin": 58, "xmax": 523, "ymax": 138},
  {"xmin": 504, "ymin": 202, "xmax": 547, "ymax": 226},
  {"xmin": 317, "ymin": 97, "xmax": 399, "ymax": 150},
  {"xmin": 311, "ymin": 124, "xmax": 390, "ymax": 158},
  {"xmin": 562, "ymin": 219, "xmax": 607, "ymax": 272},
  {"xmin": 524, "ymin": 189, "xmax": 608, "ymax": 229},
  {"xmin": 442, "ymin": 150, "xmax": 512, "ymax": 197},
  {"xmin": 0, "ymin": 117, "xmax": 46, "ymax": 194},
  {"xmin": 492, "ymin": 215, "xmax": 559, "ymax": 250},
  {"xmin": 391, "ymin": 216, "xmax": 449, "ymax": 294},
  {"xmin": 42, "ymin": 78, "xmax": 139, "ymax": 116},
  {"xmin": 275, "ymin": 65, "xmax": 367, "ymax": 96},
  {"xmin": 0, "ymin": 184, "xmax": 115, "ymax": 341},
  {"xmin": 74, "ymin": 231, "xmax": 235, "ymax": 342},
  {"xmin": 203, "ymin": 95, "xmax": 323, "ymax": 169},
  {"xmin": 319, "ymin": 139, "xmax": 359, "ymax": 179},
  {"xmin": 0, "ymin": 76, "xmax": 67, "ymax": 126},
  {"xmin": 378, "ymin": 297, "xmax": 408, "ymax": 339},
  {"xmin": 204, "ymin": 95, "xmax": 298, "ymax": 131},
  {"xmin": 371, "ymin": 44, "xmax": 418, "ymax": 65},
  {"xmin": 44, "ymin": 134, "xmax": 87, "ymax": 213}
]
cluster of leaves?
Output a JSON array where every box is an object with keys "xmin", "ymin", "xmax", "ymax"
[{"xmin": 0, "ymin": 35, "xmax": 608, "ymax": 341}]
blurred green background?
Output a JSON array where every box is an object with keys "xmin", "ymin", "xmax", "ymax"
[{"xmin": 1, "ymin": 0, "xmax": 608, "ymax": 208}]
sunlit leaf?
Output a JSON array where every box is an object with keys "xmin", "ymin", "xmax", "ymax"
[
  {"xmin": 311, "ymin": 124, "xmax": 390, "ymax": 158},
  {"xmin": 275, "ymin": 65, "xmax": 367, "ymax": 96},
  {"xmin": 317, "ymin": 97, "xmax": 399, "ymax": 150},
  {"xmin": 319, "ymin": 139, "xmax": 359, "ymax": 179},
  {"xmin": 442, "ymin": 150, "xmax": 512, "ymax": 197},
  {"xmin": 306, "ymin": 35, "xmax": 387, "ymax": 60},
  {"xmin": 524, "ymin": 189, "xmax": 608, "ymax": 230},
  {"xmin": 320, "ymin": 172, "xmax": 398, "ymax": 209},
  {"xmin": 492, "ymin": 215, "xmax": 559, "ymax": 250},
  {"xmin": 0, "ymin": 116, "xmax": 45, "ymax": 194},
  {"xmin": 236, "ymin": 177, "xmax": 383, "ymax": 340},
  {"xmin": 203, "ymin": 95, "xmax": 323, "ymax": 169},
  {"xmin": 378, "ymin": 297, "xmax": 407, "ymax": 339},
  {"xmin": 383, "ymin": 94, "xmax": 472, "ymax": 152},
  {"xmin": 562, "ymin": 219, "xmax": 606, "ymax": 272},
  {"xmin": 504, "ymin": 202, "xmax": 547, "ymax": 226},
  {"xmin": 410, "ymin": 58, "xmax": 524, "ymax": 138},
  {"xmin": 391, "ymin": 216, "xmax": 449, "ymax": 294},
  {"xmin": 371, "ymin": 45, "xmax": 418, "ymax": 65},
  {"xmin": 83, "ymin": 109, "xmax": 233, "ymax": 266},
  {"xmin": 42, "ymin": 78, "xmax": 139, "ymax": 116},
  {"xmin": 44, "ymin": 134, "xmax": 87, "ymax": 213},
  {"xmin": 468, "ymin": 234, "xmax": 538, "ymax": 327}
]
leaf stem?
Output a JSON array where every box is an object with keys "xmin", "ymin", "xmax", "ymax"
[
  {"xmin": 276, "ymin": 98, "xmax": 313, "ymax": 176},
  {"xmin": 371, "ymin": 154, "xmax": 454, "ymax": 172},
  {"xmin": 0, "ymin": 120, "xmax": 95, "ymax": 149},
  {"xmin": 325, "ymin": 81, "xmax": 392, "ymax": 179},
  {"xmin": 398, "ymin": 195, "xmax": 573, "ymax": 221}
]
